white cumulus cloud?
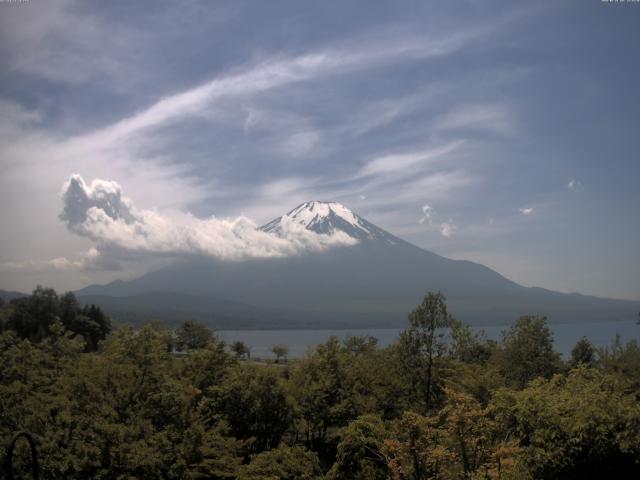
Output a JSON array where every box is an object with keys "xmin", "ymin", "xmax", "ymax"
[
  {"xmin": 418, "ymin": 205, "xmax": 456, "ymax": 238},
  {"xmin": 58, "ymin": 175, "xmax": 358, "ymax": 263},
  {"xmin": 419, "ymin": 204, "xmax": 434, "ymax": 225},
  {"xmin": 519, "ymin": 207, "xmax": 534, "ymax": 215},
  {"xmin": 440, "ymin": 221, "xmax": 456, "ymax": 238}
]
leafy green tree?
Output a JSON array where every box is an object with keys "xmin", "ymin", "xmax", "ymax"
[
  {"xmin": 383, "ymin": 394, "xmax": 524, "ymax": 480},
  {"xmin": 445, "ymin": 361, "xmax": 503, "ymax": 407},
  {"xmin": 288, "ymin": 334, "xmax": 400, "ymax": 469},
  {"xmin": 570, "ymin": 336, "xmax": 596, "ymax": 368},
  {"xmin": 598, "ymin": 336, "xmax": 640, "ymax": 392},
  {"xmin": 78, "ymin": 303, "xmax": 111, "ymax": 349},
  {"xmin": 492, "ymin": 366, "xmax": 640, "ymax": 479},
  {"xmin": 59, "ymin": 291, "xmax": 80, "ymax": 328},
  {"xmin": 498, "ymin": 316, "xmax": 561, "ymax": 389},
  {"xmin": 272, "ymin": 344, "xmax": 289, "ymax": 363},
  {"xmin": 449, "ymin": 320, "xmax": 494, "ymax": 364},
  {"xmin": 2, "ymin": 288, "xmax": 110, "ymax": 351},
  {"xmin": 439, "ymin": 388, "xmax": 523, "ymax": 479},
  {"xmin": 343, "ymin": 334, "xmax": 378, "ymax": 355},
  {"xmin": 0, "ymin": 299, "xmax": 6, "ymax": 332},
  {"xmin": 180, "ymin": 340, "xmax": 235, "ymax": 393},
  {"xmin": 238, "ymin": 445, "xmax": 322, "ymax": 480},
  {"xmin": 383, "ymin": 411, "xmax": 447, "ymax": 480},
  {"xmin": 175, "ymin": 319, "xmax": 214, "ymax": 351},
  {"xmin": 327, "ymin": 415, "xmax": 389, "ymax": 480},
  {"xmin": 182, "ymin": 422, "xmax": 244, "ymax": 479},
  {"xmin": 4, "ymin": 283, "xmax": 640, "ymax": 480},
  {"xmin": 15, "ymin": 324, "xmax": 240, "ymax": 479},
  {"xmin": 203, "ymin": 364, "xmax": 295, "ymax": 454},
  {"xmin": 289, "ymin": 336, "xmax": 358, "ymax": 455},
  {"xmin": 4, "ymin": 286, "xmax": 59, "ymax": 341},
  {"xmin": 398, "ymin": 291, "xmax": 454, "ymax": 410},
  {"xmin": 231, "ymin": 340, "xmax": 251, "ymax": 359},
  {"xmin": 0, "ymin": 330, "xmax": 67, "ymax": 438}
]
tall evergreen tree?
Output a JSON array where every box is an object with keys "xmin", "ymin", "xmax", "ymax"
[{"xmin": 401, "ymin": 291, "xmax": 454, "ymax": 410}]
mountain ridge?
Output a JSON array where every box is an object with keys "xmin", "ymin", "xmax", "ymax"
[{"xmin": 73, "ymin": 201, "xmax": 640, "ymax": 328}]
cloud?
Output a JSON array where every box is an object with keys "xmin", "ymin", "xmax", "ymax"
[
  {"xmin": 440, "ymin": 221, "xmax": 456, "ymax": 238},
  {"xmin": 519, "ymin": 207, "xmax": 534, "ymax": 215},
  {"xmin": 258, "ymin": 177, "xmax": 316, "ymax": 199},
  {"xmin": 0, "ymin": 24, "xmax": 484, "ymax": 245},
  {"xmin": 419, "ymin": 204, "xmax": 434, "ymax": 225},
  {"xmin": 243, "ymin": 107, "xmax": 260, "ymax": 133},
  {"xmin": 242, "ymin": 140, "xmax": 474, "ymax": 223},
  {"xmin": 280, "ymin": 130, "xmax": 321, "ymax": 157},
  {"xmin": 0, "ymin": 248, "xmax": 103, "ymax": 273},
  {"xmin": 417, "ymin": 204, "xmax": 455, "ymax": 238},
  {"xmin": 59, "ymin": 175, "xmax": 358, "ymax": 263},
  {"xmin": 48, "ymin": 248, "xmax": 103, "ymax": 271},
  {"xmin": 60, "ymin": 175, "xmax": 137, "ymax": 229},
  {"xmin": 356, "ymin": 141, "xmax": 465, "ymax": 179},
  {"xmin": 1, "ymin": 1, "xmax": 113, "ymax": 85},
  {"xmin": 567, "ymin": 178, "xmax": 583, "ymax": 191},
  {"xmin": 0, "ymin": 8, "xmax": 528, "ymax": 290},
  {"xmin": 435, "ymin": 103, "xmax": 515, "ymax": 135},
  {"xmin": 0, "ymin": 100, "xmax": 42, "ymax": 130},
  {"xmin": 342, "ymin": 88, "xmax": 445, "ymax": 137},
  {"xmin": 66, "ymin": 26, "xmax": 491, "ymax": 151}
]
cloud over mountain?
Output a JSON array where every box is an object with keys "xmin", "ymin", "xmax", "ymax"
[{"xmin": 60, "ymin": 175, "xmax": 358, "ymax": 262}]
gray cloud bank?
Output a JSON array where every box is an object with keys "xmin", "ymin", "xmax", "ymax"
[{"xmin": 59, "ymin": 175, "xmax": 358, "ymax": 265}]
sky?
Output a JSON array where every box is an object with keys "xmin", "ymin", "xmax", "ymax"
[{"xmin": 0, "ymin": 0, "xmax": 639, "ymax": 300}]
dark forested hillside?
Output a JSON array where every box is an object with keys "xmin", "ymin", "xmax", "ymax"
[
  {"xmin": 76, "ymin": 291, "xmax": 401, "ymax": 329},
  {"xmin": 2, "ymin": 288, "xmax": 640, "ymax": 479},
  {"xmin": 0, "ymin": 289, "xmax": 28, "ymax": 303}
]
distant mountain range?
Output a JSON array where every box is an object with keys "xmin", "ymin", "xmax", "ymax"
[
  {"xmin": 0, "ymin": 289, "xmax": 28, "ymax": 302},
  {"xmin": 68, "ymin": 201, "xmax": 639, "ymax": 329}
]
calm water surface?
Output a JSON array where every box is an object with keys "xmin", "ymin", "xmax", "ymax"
[{"xmin": 219, "ymin": 320, "xmax": 639, "ymax": 360}]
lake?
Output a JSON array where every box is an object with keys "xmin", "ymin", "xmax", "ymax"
[{"xmin": 218, "ymin": 320, "xmax": 640, "ymax": 360}]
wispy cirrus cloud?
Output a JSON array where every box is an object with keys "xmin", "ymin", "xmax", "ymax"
[
  {"xmin": 435, "ymin": 103, "xmax": 516, "ymax": 136},
  {"xmin": 0, "ymin": 15, "xmax": 497, "ymax": 225},
  {"xmin": 63, "ymin": 27, "xmax": 492, "ymax": 151},
  {"xmin": 279, "ymin": 130, "xmax": 322, "ymax": 158},
  {"xmin": 355, "ymin": 141, "xmax": 466, "ymax": 179}
]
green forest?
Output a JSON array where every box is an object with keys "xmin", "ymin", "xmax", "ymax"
[{"xmin": 1, "ymin": 287, "xmax": 640, "ymax": 479}]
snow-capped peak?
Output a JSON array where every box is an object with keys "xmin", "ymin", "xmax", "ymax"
[
  {"xmin": 260, "ymin": 201, "xmax": 399, "ymax": 245},
  {"xmin": 286, "ymin": 201, "xmax": 362, "ymax": 229}
]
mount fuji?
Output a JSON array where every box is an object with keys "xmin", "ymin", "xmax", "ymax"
[
  {"xmin": 261, "ymin": 201, "xmax": 400, "ymax": 244},
  {"xmin": 77, "ymin": 201, "xmax": 639, "ymax": 328}
]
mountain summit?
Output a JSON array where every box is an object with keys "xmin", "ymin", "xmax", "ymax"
[{"xmin": 260, "ymin": 200, "xmax": 398, "ymax": 244}]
